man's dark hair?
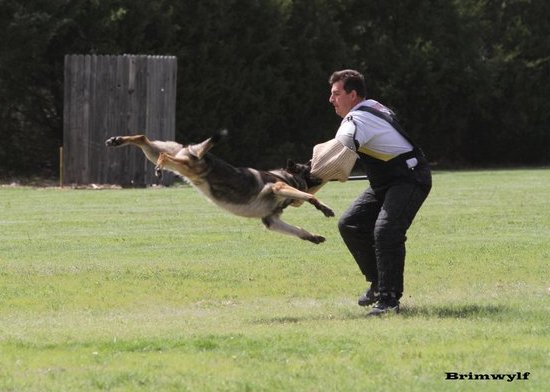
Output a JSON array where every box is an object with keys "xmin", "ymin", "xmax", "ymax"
[{"xmin": 329, "ymin": 69, "xmax": 366, "ymax": 98}]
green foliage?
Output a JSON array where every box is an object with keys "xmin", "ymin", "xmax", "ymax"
[
  {"xmin": 170, "ymin": 0, "xmax": 291, "ymax": 167},
  {"xmin": 1, "ymin": 169, "xmax": 549, "ymax": 390},
  {"xmin": 460, "ymin": 0, "xmax": 550, "ymax": 165},
  {"xmin": 0, "ymin": 0, "xmax": 549, "ymax": 177}
]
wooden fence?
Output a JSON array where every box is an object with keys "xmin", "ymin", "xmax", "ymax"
[{"xmin": 63, "ymin": 54, "xmax": 177, "ymax": 186}]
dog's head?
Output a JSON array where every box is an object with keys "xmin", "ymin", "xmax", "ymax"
[{"xmin": 285, "ymin": 159, "xmax": 323, "ymax": 190}]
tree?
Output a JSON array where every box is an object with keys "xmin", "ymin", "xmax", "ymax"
[
  {"xmin": 459, "ymin": 0, "xmax": 550, "ymax": 164},
  {"xmin": 334, "ymin": 0, "xmax": 492, "ymax": 165},
  {"xmin": 0, "ymin": 0, "xmax": 178, "ymax": 177},
  {"xmin": 1, "ymin": 0, "xmax": 549, "ymax": 179}
]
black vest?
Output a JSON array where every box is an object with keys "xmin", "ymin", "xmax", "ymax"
[{"xmin": 353, "ymin": 106, "xmax": 430, "ymax": 190}]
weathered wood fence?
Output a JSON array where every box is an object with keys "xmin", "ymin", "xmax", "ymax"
[{"xmin": 63, "ymin": 54, "xmax": 177, "ymax": 186}]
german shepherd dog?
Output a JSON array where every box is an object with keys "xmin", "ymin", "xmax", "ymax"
[{"xmin": 105, "ymin": 131, "xmax": 334, "ymax": 244}]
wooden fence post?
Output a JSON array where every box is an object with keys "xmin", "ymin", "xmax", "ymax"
[{"xmin": 63, "ymin": 54, "xmax": 177, "ymax": 186}]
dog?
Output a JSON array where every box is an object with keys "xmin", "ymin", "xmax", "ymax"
[{"xmin": 105, "ymin": 131, "xmax": 334, "ymax": 244}]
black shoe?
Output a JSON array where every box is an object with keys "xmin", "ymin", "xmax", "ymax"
[
  {"xmin": 358, "ymin": 283, "xmax": 379, "ymax": 307},
  {"xmin": 366, "ymin": 299, "xmax": 400, "ymax": 316}
]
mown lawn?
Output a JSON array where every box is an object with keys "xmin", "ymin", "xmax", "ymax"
[{"xmin": 0, "ymin": 169, "xmax": 549, "ymax": 391}]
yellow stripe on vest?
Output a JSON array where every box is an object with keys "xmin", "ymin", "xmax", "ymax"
[{"xmin": 357, "ymin": 146, "xmax": 398, "ymax": 162}]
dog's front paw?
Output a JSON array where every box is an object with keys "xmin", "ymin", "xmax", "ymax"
[
  {"xmin": 105, "ymin": 136, "xmax": 124, "ymax": 147},
  {"xmin": 314, "ymin": 201, "xmax": 335, "ymax": 217},
  {"xmin": 306, "ymin": 234, "xmax": 326, "ymax": 244},
  {"xmin": 308, "ymin": 198, "xmax": 335, "ymax": 218},
  {"xmin": 320, "ymin": 205, "xmax": 335, "ymax": 218}
]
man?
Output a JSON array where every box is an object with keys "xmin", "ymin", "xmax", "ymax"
[{"xmin": 314, "ymin": 69, "xmax": 431, "ymax": 316}]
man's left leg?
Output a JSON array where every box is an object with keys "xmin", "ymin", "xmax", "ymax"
[
  {"xmin": 338, "ymin": 188, "xmax": 382, "ymax": 306},
  {"xmin": 368, "ymin": 181, "xmax": 430, "ymax": 315}
]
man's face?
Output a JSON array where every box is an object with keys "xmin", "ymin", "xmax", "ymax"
[{"xmin": 329, "ymin": 81, "xmax": 359, "ymax": 118}]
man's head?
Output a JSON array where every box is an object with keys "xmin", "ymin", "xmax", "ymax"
[{"xmin": 328, "ymin": 69, "xmax": 366, "ymax": 118}]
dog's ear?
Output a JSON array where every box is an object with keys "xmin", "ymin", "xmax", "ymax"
[{"xmin": 286, "ymin": 159, "xmax": 297, "ymax": 172}]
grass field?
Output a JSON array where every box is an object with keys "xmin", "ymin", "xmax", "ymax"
[{"xmin": 0, "ymin": 169, "xmax": 549, "ymax": 391}]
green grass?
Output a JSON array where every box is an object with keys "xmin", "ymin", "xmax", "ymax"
[{"xmin": 0, "ymin": 169, "xmax": 549, "ymax": 391}]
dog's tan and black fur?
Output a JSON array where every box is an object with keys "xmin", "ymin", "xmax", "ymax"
[{"xmin": 105, "ymin": 131, "xmax": 334, "ymax": 243}]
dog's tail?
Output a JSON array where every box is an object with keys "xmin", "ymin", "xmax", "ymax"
[{"xmin": 211, "ymin": 128, "xmax": 229, "ymax": 144}]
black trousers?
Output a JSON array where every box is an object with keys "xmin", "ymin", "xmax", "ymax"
[{"xmin": 338, "ymin": 177, "xmax": 431, "ymax": 298}]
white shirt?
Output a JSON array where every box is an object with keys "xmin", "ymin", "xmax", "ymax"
[{"xmin": 335, "ymin": 99, "xmax": 413, "ymax": 161}]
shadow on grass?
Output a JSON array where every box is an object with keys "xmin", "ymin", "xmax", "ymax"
[
  {"xmin": 251, "ymin": 304, "xmax": 510, "ymax": 325},
  {"xmin": 399, "ymin": 303, "xmax": 510, "ymax": 319}
]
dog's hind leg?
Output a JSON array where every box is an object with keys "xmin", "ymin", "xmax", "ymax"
[
  {"xmin": 155, "ymin": 152, "xmax": 191, "ymax": 178},
  {"xmin": 271, "ymin": 182, "xmax": 335, "ymax": 217},
  {"xmin": 261, "ymin": 216, "xmax": 326, "ymax": 244},
  {"xmin": 105, "ymin": 135, "xmax": 184, "ymax": 164}
]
